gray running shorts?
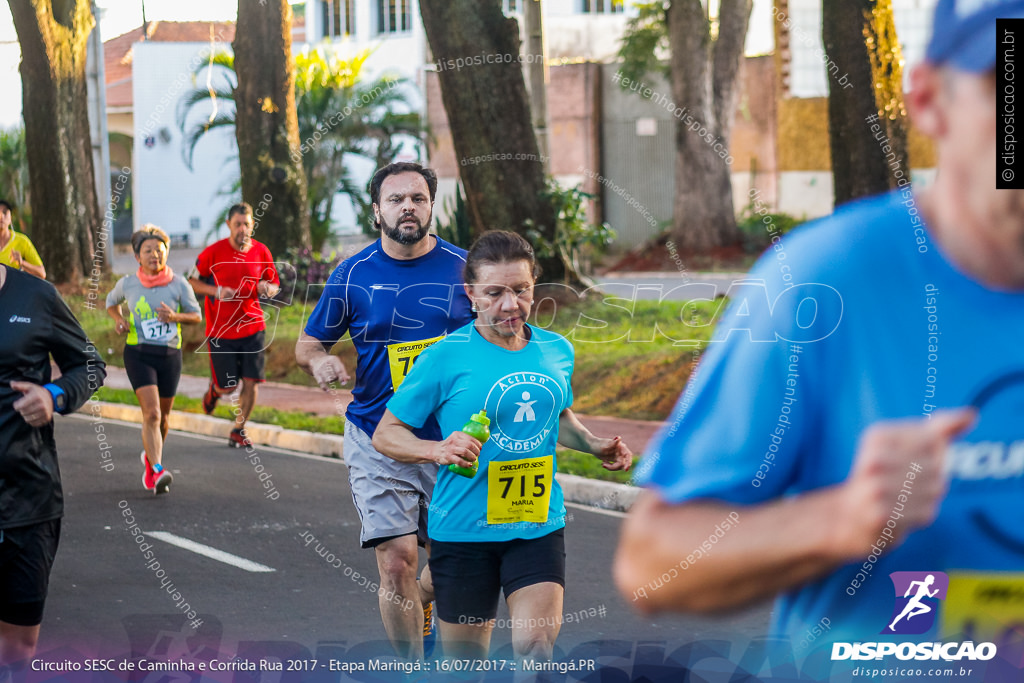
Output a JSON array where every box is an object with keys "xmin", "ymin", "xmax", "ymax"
[{"xmin": 343, "ymin": 421, "xmax": 438, "ymax": 548}]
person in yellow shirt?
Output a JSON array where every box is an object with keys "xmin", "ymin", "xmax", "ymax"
[{"xmin": 0, "ymin": 200, "xmax": 45, "ymax": 279}]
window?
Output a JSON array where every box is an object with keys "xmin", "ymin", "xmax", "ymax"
[
  {"xmin": 581, "ymin": 0, "xmax": 623, "ymax": 13},
  {"xmin": 322, "ymin": 0, "xmax": 355, "ymax": 38},
  {"xmin": 503, "ymin": 0, "xmax": 519, "ymax": 13},
  {"xmin": 376, "ymin": 0, "xmax": 413, "ymax": 35}
]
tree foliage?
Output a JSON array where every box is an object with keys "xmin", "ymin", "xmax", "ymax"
[
  {"xmin": 0, "ymin": 126, "xmax": 31, "ymax": 229},
  {"xmin": 617, "ymin": 1, "xmax": 670, "ymax": 84},
  {"xmin": 292, "ymin": 48, "xmax": 423, "ymax": 243}
]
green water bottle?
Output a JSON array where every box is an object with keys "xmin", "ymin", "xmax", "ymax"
[{"xmin": 448, "ymin": 410, "xmax": 490, "ymax": 478}]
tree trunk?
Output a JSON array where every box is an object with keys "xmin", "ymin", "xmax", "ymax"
[
  {"xmin": 233, "ymin": 0, "xmax": 310, "ymax": 257},
  {"xmin": 823, "ymin": 0, "xmax": 909, "ymax": 207},
  {"xmin": 665, "ymin": 0, "xmax": 750, "ymax": 252},
  {"xmin": 419, "ymin": 0, "xmax": 565, "ymax": 284},
  {"xmin": 9, "ymin": 0, "xmax": 102, "ymax": 284}
]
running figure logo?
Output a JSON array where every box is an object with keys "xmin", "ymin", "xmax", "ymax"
[
  {"xmin": 514, "ymin": 391, "xmax": 537, "ymax": 423},
  {"xmin": 884, "ymin": 571, "xmax": 949, "ymax": 635}
]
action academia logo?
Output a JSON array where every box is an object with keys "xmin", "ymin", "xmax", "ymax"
[
  {"xmin": 485, "ymin": 371, "xmax": 564, "ymax": 452},
  {"xmin": 884, "ymin": 571, "xmax": 949, "ymax": 635}
]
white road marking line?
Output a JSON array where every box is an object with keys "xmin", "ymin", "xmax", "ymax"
[
  {"xmin": 145, "ymin": 531, "xmax": 276, "ymax": 573},
  {"xmin": 565, "ymin": 502, "xmax": 628, "ymax": 518}
]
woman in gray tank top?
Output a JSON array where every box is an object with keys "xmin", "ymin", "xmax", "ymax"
[{"xmin": 106, "ymin": 225, "xmax": 201, "ymax": 494}]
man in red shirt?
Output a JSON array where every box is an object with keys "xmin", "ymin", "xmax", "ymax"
[{"xmin": 188, "ymin": 203, "xmax": 280, "ymax": 448}]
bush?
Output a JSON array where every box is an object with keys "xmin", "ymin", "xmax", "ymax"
[
  {"xmin": 736, "ymin": 205, "xmax": 804, "ymax": 254},
  {"xmin": 278, "ymin": 246, "xmax": 343, "ymax": 300},
  {"xmin": 526, "ymin": 179, "xmax": 616, "ymax": 284},
  {"xmin": 435, "ymin": 182, "xmax": 472, "ymax": 249}
]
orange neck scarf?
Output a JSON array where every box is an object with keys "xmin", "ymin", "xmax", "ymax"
[{"xmin": 137, "ymin": 266, "xmax": 174, "ymax": 288}]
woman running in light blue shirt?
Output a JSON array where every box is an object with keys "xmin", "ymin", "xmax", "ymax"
[{"xmin": 373, "ymin": 230, "xmax": 633, "ymax": 662}]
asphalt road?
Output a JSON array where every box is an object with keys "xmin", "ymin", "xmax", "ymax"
[
  {"xmin": 34, "ymin": 416, "xmax": 772, "ymax": 678},
  {"xmin": 595, "ymin": 272, "xmax": 748, "ymax": 301}
]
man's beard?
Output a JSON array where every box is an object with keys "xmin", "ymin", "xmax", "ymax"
[{"xmin": 381, "ymin": 213, "xmax": 430, "ymax": 245}]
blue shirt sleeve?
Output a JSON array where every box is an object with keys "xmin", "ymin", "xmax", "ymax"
[
  {"xmin": 304, "ymin": 266, "xmax": 351, "ymax": 343},
  {"xmin": 387, "ymin": 341, "xmax": 448, "ymax": 431},
  {"xmin": 635, "ymin": 236, "xmax": 841, "ymax": 506}
]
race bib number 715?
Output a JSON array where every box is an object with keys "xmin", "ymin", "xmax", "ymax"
[
  {"xmin": 486, "ymin": 455, "xmax": 553, "ymax": 525},
  {"xmin": 386, "ymin": 334, "xmax": 445, "ymax": 391}
]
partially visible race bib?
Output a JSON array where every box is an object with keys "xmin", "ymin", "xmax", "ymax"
[
  {"xmin": 943, "ymin": 572, "xmax": 1024, "ymax": 665},
  {"xmin": 486, "ymin": 455, "xmax": 553, "ymax": 525},
  {"xmin": 140, "ymin": 317, "xmax": 175, "ymax": 344},
  {"xmin": 386, "ymin": 334, "xmax": 445, "ymax": 391}
]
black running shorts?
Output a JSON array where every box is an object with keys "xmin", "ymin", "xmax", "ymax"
[
  {"xmin": 123, "ymin": 344, "xmax": 183, "ymax": 398},
  {"xmin": 429, "ymin": 528, "xmax": 565, "ymax": 623},
  {"xmin": 0, "ymin": 519, "xmax": 61, "ymax": 627},
  {"xmin": 208, "ymin": 330, "xmax": 266, "ymax": 390}
]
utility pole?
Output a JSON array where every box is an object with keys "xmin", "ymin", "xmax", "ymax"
[
  {"xmin": 87, "ymin": 1, "xmax": 111, "ymax": 257},
  {"xmin": 523, "ymin": 0, "xmax": 549, "ymax": 173}
]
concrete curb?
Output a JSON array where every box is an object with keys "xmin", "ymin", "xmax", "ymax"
[
  {"xmin": 90, "ymin": 401, "xmax": 639, "ymax": 512},
  {"xmin": 92, "ymin": 402, "xmax": 344, "ymax": 458},
  {"xmin": 557, "ymin": 473, "xmax": 640, "ymax": 512}
]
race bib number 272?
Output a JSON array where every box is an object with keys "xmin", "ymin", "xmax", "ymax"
[{"xmin": 140, "ymin": 317, "xmax": 175, "ymax": 343}]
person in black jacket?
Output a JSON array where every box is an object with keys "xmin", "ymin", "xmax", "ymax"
[{"xmin": 0, "ymin": 264, "xmax": 105, "ymax": 670}]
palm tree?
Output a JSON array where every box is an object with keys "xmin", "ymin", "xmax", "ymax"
[
  {"xmin": 176, "ymin": 50, "xmax": 238, "ymax": 171},
  {"xmin": 176, "ymin": 45, "xmax": 424, "ymax": 250}
]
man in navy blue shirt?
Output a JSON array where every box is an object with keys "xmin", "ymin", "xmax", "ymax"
[{"xmin": 296, "ymin": 162, "xmax": 472, "ymax": 658}]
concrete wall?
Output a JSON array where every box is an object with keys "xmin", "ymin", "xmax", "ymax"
[
  {"xmin": 424, "ymin": 61, "xmax": 601, "ymax": 234},
  {"xmin": 107, "ymin": 111, "xmax": 133, "ymax": 137},
  {"xmin": 545, "ymin": 13, "xmax": 631, "ymax": 62},
  {"xmin": 598, "ymin": 57, "xmax": 777, "ymax": 247}
]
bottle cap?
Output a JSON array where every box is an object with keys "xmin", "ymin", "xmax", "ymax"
[{"xmin": 472, "ymin": 410, "xmax": 490, "ymax": 426}]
